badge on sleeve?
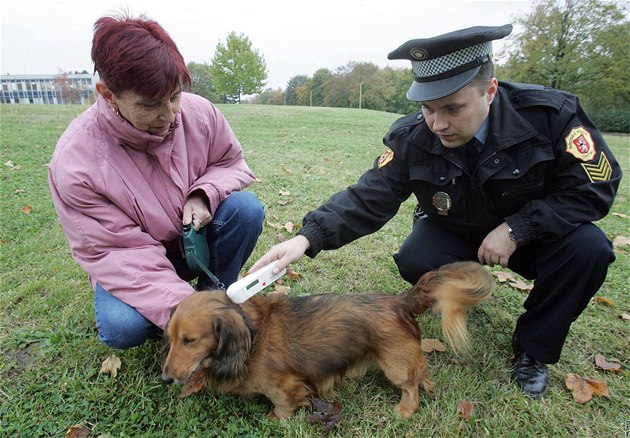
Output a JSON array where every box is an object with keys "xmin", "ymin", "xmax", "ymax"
[
  {"xmin": 581, "ymin": 153, "xmax": 613, "ymax": 182},
  {"xmin": 565, "ymin": 126, "xmax": 596, "ymax": 161},
  {"xmin": 378, "ymin": 148, "xmax": 394, "ymax": 168}
]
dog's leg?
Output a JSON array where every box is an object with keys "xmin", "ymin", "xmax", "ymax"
[
  {"xmin": 378, "ymin": 342, "xmax": 434, "ymax": 419},
  {"xmin": 264, "ymin": 377, "xmax": 312, "ymax": 419}
]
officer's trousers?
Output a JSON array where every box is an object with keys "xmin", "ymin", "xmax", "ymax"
[{"xmin": 393, "ymin": 219, "xmax": 615, "ymax": 364}]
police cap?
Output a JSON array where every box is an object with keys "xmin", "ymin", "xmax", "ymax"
[{"xmin": 388, "ymin": 24, "xmax": 512, "ymax": 101}]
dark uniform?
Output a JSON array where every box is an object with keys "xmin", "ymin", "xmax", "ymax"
[{"xmin": 298, "ymin": 82, "xmax": 621, "ymax": 364}]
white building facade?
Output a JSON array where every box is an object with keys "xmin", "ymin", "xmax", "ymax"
[{"xmin": 1, "ymin": 73, "xmax": 98, "ymax": 104}]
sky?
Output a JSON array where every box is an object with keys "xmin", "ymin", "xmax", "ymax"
[{"xmin": 1, "ymin": 0, "xmax": 534, "ymax": 90}]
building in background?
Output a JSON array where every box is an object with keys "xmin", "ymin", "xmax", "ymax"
[{"xmin": 1, "ymin": 73, "xmax": 98, "ymax": 104}]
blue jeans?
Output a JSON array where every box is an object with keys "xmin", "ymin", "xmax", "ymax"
[{"xmin": 94, "ymin": 191, "xmax": 264, "ymax": 349}]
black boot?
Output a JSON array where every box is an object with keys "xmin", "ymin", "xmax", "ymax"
[{"xmin": 511, "ymin": 336, "xmax": 548, "ymax": 397}]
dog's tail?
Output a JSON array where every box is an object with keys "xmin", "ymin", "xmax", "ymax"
[{"xmin": 405, "ymin": 261, "xmax": 493, "ymax": 354}]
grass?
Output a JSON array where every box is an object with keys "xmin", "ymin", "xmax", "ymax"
[{"xmin": 1, "ymin": 102, "xmax": 628, "ymax": 437}]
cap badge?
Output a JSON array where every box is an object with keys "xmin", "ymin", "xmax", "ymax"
[
  {"xmin": 378, "ymin": 148, "xmax": 395, "ymax": 168},
  {"xmin": 432, "ymin": 191, "xmax": 452, "ymax": 216},
  {"xmin": 565, "ymin": 126, "xmax": 596, "ymax": 162},
  {"xmin": 410, "ymin": 48, "xmax": 428, "ymax": 60}
]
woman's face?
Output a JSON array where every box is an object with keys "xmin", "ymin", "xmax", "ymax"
[{"xmin": 112, "ymin": 87, "xmax": 182, "ymax": 137}]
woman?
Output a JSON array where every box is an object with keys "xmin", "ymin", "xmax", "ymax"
[{"xmin": 48, "ymin": 13, "xmax": 264, "ymax": 349}]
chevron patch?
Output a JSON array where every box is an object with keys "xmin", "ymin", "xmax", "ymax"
[{"xmin": 581, "ymin": 152, "xmax": 612, "ymax": 182}]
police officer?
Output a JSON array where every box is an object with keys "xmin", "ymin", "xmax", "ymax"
[{"xmin": 251, "ymin": 24, "xmax": 622, "ymax": 397}]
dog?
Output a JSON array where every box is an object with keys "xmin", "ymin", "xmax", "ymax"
[{"xmin": 161, "ymin": 261, "xmax": 492, "ymax": 419}]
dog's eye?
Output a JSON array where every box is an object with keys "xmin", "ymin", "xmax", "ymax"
[{"xmin": 182, "ymin": 336, "xmax": 195, "ymax": 345}]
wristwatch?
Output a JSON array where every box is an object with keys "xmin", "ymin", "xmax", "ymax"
[{"xmin": 506, "ymin": 223, "xmax": 517, "ymax": 242}]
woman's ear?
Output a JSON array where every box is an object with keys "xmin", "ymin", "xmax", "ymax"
[{"xmin": 96, "ymin": 81, "xmax": 115, "ymax": 105}]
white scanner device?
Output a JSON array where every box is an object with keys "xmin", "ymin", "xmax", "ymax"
[{"xmin": 226, "ymin": 261, "xmax": 287, "ymax": 304}]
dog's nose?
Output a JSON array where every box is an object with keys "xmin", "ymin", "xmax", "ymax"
[{"xmin": 161, "ymin": 373, "xmax": 174, "ymax": 384}]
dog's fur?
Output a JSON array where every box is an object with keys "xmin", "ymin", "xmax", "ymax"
[{"xmin": 161, "ymin": 261, "xmax": 492, "ymax": 419}]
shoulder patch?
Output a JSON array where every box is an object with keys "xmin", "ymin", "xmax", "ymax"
[
  {"xmin": 581, "ymin": 152, "xmax": 612, "ymax": 182},
  {"xmin": 565, "ymin": 126, "xmax": 596, "ymax": 162},
  {"xmin": 378, "ymin": 148, "xmax": 394, "ymax": 168}
]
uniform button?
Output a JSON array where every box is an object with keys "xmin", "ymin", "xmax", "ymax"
[
  {"xmin": 493, "ymin": 158, "xmax": 500, "ymax": 164},
  {"xmin": 513, "ymin": 169, "xmax": 520, "ymax": 175},
  {"xmin": 439, "ymin": 176, "xmax": 446, "ymax": 181}
]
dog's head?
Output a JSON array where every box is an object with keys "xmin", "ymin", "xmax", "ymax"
[{"xmin": 161, "ymin": 291, "xmax": 252, "ymax": 385}]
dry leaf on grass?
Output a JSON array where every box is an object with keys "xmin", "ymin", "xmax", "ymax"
[
  {"xmin": 565, "ymin": 373, "xmax": 610, "ymax": 404},
  {"xmin": 611, "ymin": 212, "xmax": 630, "ymax": 219},
  {"xmin": 65, "ymin": 424, "xmax": 91, "ymax": 438},
  {"xmin": 620, "ymin": 313, "xmax": 630, "ymax": 321},
  {"xmin": 612, "ymin": 235, "xmax": 630, "ymax": 247},
  {"xmin": 594, "ymin": 354, "xmax": 622, "ymax": 372},
  {"xmin": 508, "ymin": 278, "xmax": 533, "ymax": 292},
  {"xmin": 99, "ymin": 354, "xmax": 121, "ymax": 378},
  {"xmin": 492, "ymin": 271, "xmax": 514, "ymax": 283},
  {"xmin": 179, "ymin": 369, "xmax": 206, "ymax": 398},
  {"xmin": 457, "ymin": 400, "xmax": 474, "ymax": 420},
  {"xmin": 307, "ymin": 398, "xmax": 343, "ymax": 432},
  {"xmin": 421, "ymin": 338, "xmax": 446, "ymax": 353},
  {"xmin": 592, "ymin": 296, "xmax": 615, "ymax": 306},
  {"xmin": 22, "ymin": 205, "xmax": 33, "ymax": 214}
]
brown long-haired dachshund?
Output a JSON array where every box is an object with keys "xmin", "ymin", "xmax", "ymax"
[{"xmin": 161, "ymin": 261, "xmax": 492, "ymax": 419}]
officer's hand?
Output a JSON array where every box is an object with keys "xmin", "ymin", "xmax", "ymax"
[
  {"xmin": 249, "ymin": 235, "xmax": 311, "ymax": 275},
  {"xmin": 183, "ymin": 191, "xmax": 212, "ymax": 231},
  {"xmin": 477, "ymin": 222, "xmax": 517, "ymax": 268}
]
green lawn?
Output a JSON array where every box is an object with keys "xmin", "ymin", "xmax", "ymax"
[{"xmin": 1, "ymin": 103, "xmax": 628, "ymax": 437}]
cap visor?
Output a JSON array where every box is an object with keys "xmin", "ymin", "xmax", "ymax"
[{"xmin": 406, "ymin": 66, "xmax": 481, "ymax": 102}]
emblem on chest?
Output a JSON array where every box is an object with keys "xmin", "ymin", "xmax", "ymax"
[{"xmin": 432, "ymin": 191, "xmax": 452, "ymax": 216}]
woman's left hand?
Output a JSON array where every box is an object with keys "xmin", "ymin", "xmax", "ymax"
[{"xmin": 183, "ymin": 191, "xmax": 212, "ymax": 230}]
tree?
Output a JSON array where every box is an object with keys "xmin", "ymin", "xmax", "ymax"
[
  {"xmin": 187, "ymin": 62, "xmax": 220, "ymax": 103},
  {"xmin": 285, "ymin": 75, "xmax": 309, "ymax": 105},
  {"xmin": 210, "ymin": 32, "xmax": 267, "ymax": 103}
]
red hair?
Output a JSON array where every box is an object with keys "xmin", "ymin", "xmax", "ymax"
[{"xmin": 91, "ymin": 13, "xmax": 191, "ymax": 98}]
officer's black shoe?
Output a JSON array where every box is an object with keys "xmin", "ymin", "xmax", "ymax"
[{"xmin": 511, "ymin": 336, "xmax": 548, "ymax": 398}]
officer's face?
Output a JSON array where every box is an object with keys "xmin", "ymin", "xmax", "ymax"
[{"xmin": 421, "ymin": 78, "xmax": 498, "ymax": 148}]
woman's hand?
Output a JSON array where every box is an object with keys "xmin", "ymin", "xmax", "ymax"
[
  {"xmin": 249, "ymin": 235, "xmax": 311, "ymax": 274},
  {"xmin": 183, "ymin": 191, "xmax": 212, "ymax": 230}
]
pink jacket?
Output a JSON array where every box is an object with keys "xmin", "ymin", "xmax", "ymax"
[{"xmin": 48, "ymin": 93, "xmax": 256, "ymax": 328}]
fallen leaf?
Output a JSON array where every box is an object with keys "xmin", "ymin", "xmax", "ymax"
[
  {"xmin": 611, "ymin": 212, "xmax": 630, "ymax": 219},
  {"xmin": 279, "ymin": 190, "xmax": 291, "ymax": 196},
  {"xmin": 612, "ymin": 235, "xmax": 630, "ymax": 247},
  {"xmin": 283, "ymin": 222, "xmax": 294, "ymax": 233},
  {"xmin": 592, "ymin": 296, "xmax": 615, "ymax": 307},
  {"xmin": 4, "ymin": 160, "xmax": 15, "ymax": 168},
  {"xmin": 508, "ymin": 279, "xmax": 533, "ymax": 292},
  {"xmin": 285, "ymin": 270, "xmax": 303, "ymax": 280},
  {"xmin": 277, "ymin": 199, "xmax": 290, "ymax": 206},
  {"xmin": 266, "ymin": 221, "xmax": 284, "ymax": 230},
  {"xmin": 421, "ymin": 338, "xmax": 446, "ymax": 353},
  {"xmin": 65, "ymin": 424, "xmax": 90, "ymax": 438},
  {"xmin": 179, "ymin": 369, "xmax": 206, "ymax": 398},
  {"xmin": 281, "ymin": 165, "xmax": 293, "ymax": 175},
  {"xmin": 99, "ymin": 354, "xmax": 121, "ymax": 378},
  {"xmin": 492, "ymin": 271, "xmax": 515, "ymax": 283},
  {"xmin": 268, "ymin": 284, "xmax": 291, "ymax": 297},
  {"xmin": 594, "ymin": 354, "xmax": 622, "ymax": 372},
  {"xmin": 14, "ymin": 189, "xmax": 26, "ymax": 195},
  {"xmin": 620, "ymin": 313, "xmax": 630, "ymax": 321},
  {"xmin": 565, "ymin": 373, "xmax": 610, "ymax": 404},
  {"xmin": 457, "ymin": 400, "xmax": 473, "ymax": 420},
  {"xmin": 21, "ymin": 205, "xmax": 33, "ymax": 214},
  {"xmin": 307, "ymin": 398, "xmax": 343, "ymax": 432}
]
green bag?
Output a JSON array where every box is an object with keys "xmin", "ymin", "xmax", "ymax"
[{"xmin": 182, "ymin": 224, "xmax": 209, "ymax": 273}]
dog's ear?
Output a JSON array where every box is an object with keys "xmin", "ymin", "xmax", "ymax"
[{"xmin": 211, "ymin": 310, "xmax": 251, "ymax": 380}]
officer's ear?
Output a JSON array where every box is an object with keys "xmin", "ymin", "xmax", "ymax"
[{"xmin": 485, "ymin": 78, "xmax": 499, "ymax": 106}]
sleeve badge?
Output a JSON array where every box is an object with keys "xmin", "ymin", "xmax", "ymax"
[
  {"xmin": 565, "ymin": 126, "xmax": 596, "ymax": 162},
  {"xmin": 378, "ymin": 148, "xmax": 395, "ymax": 168},
  {"xmin": 581, "ymin": 152, "xmax": 612, "ymax": 182}
]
